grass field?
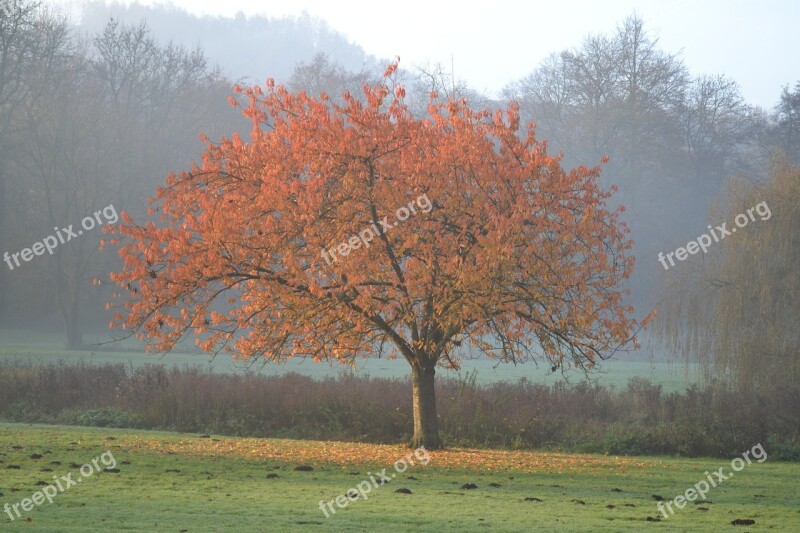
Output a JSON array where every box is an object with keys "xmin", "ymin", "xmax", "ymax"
[
  {"xmin": 1, "ymin": 424, "xmax": 797, "ymax": 532},
  {"xmin": 0, "ymin": 328, "xmax": 698, "ymax": 392}
]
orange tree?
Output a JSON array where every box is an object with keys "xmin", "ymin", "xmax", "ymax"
[{"xmin": 107, "ymin": 62, "xmax": 647, "ymax": 449}]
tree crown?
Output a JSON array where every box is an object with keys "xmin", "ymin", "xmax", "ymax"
[{"xmin": 108, "ymin": 60, "xmax": 648, "ymax": 372}]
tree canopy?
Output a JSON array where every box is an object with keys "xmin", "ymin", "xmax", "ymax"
[{"xmin": 108, "ymin": 61, "xmax": 649, "ymax": 448}]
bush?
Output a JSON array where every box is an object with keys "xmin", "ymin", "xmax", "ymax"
[
  {"xmin": 76, "ymin": 408, "xmax": 140, "ymax": 428},
  {"xmin": 0, "ymin": 360, "xmax": 797, "ymax": 459}
]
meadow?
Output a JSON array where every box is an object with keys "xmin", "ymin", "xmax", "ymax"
[
  {"xmin": 1, "ymin": 424, "xmax": 797, "ymax": 532},
  {"xmin": 0, "ymin": 424, "xmax": 800, "ymax": 532},
  {"xmin": 2, "ymin": 330, "xmax": 796, "ymax": 531}
]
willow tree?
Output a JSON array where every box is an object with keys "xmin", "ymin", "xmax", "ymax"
[
  {"xmin": 657, "ymin": 157, "xmax": 800, "ymax": 390},
  {"xmin": 107, "ymin": 62, "xmax": 646, "ymax": 449}
]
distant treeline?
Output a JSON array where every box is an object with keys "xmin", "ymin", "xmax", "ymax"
[
  {"xmin": 0, "ymin": 1, "xmax": 424, "ymax": 347},
  {"xmin": 0, "ymin": 2, "xmax": 244, "ymax": 347},
  {"xmin": 1, "ymin": 361, "xmax": 797, "ymax": 460},
  {"xmin": 1, "ymin": 2, "xmax": 798, "ymax": 353},
  {"xmin": 504, "ymin": 16, "xmax": 800, "ymax": 307}
]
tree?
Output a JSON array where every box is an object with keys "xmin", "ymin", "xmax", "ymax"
[
  {"xmin": 657, "ymin": 157, "xmax": 800, "ymax": 392},
  {"xmin": 407, "ymin": 62, "xmax": 494, "ymax": 119},
  {"xmin": 505, "ymin": 15, "xmax": 687, "ymax": 171},
  {"xmin": 678, "ymin": 75, "xmax": 758, "ymax": 193},
  {"xmin": 287, "ymin": 52, "xmax": 373, "ymax": 106},
  {"xmin": 2, "ymin": 17, "xmax": 231, "ymax": 347},
  {"xmin": 502, "ymin": 54, "xmax": 574, "ymax": 155},
  {"xmin": 0, "ymin": 0, "xmax": 70, "ymax": 322},
  {"xmin": 107, "ymin": 62, "xmax": 648, "ymax": 449},
  {"xmin": 504, "ymin": 40, "xmax": 626, "ymax": 168},
  {"xmin": 15, "ymin": 44, "xmax": 107, "ymax": 348},
  {"xmin": 772, "ymin": 81, "xmax": 800, "ymax": 164},
  {"xmin": 91, "ymin": 18, "xmax": 226, "ymax": 204}
]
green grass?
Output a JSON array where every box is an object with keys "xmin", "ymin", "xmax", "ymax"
[
  {"xmin": 0, "ymin": 328, "xmax": 699, "ymax": 392},
  {"xmin": 1, "ymin": 424, "xmax": 797, "ymax": 531}
]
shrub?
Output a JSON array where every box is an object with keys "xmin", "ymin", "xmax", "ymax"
[
  {"xmin": 76, "ymin": 408, "xmax": 140, "ymax": 428},
  {"xmin": 0, "ymin": 360, "xmax": 797, "ymax": 459}
]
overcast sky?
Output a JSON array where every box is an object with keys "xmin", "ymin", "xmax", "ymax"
[{"xmin": 53, "ymin": 0, "xmax": 799, "ymax": 109}]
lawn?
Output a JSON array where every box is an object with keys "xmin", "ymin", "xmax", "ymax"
[{"xmin": 1, "ymin": 424, "xmax": 796, "ymax": 531}]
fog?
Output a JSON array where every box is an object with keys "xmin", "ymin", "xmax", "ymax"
[
  {"xmin": 1, "ymin": 2, "xmax": 798, "ymax": 529},
  {"xmin": 3, "ymin": 0, "xmax": 797, "ymax": 357}
]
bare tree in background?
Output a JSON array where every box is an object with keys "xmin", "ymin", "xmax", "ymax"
[
  {"xmin": 3, "ymin": 16, "xmax": 237, "ymax": 346},
  {"xmin": 287, "ymin": 52, "xmax": 374, "ymax": 103},
  {"xmin": 679, "ymin": 75, "xmax": 759, "ymax": 188},
  {"xmin": 772, "ymin": 82, "xmax": 800, "ymax": 164},
  {"xmin": 0, "ymin": 1, "xmax": 70, "ymax": 323}
]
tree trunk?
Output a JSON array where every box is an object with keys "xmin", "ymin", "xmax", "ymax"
[
  {"xmin": 57, "ymin": 277, "xmax": 83, "ymax": 349},
  {"xmin": 410, "ymin": 361, "xmax": 443, "ymax": 450},
  {"xmin": 0, "ymin": 160, "xmax": 6, "ymax": 323},
  {"xmin": 64, "ymin": 315, "xmax": 83, "ymax": 350}
]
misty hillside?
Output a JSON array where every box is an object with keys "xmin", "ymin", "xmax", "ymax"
[{"xmin": 77, "ymin": 1, "xmax": 381, "ymax": 84}]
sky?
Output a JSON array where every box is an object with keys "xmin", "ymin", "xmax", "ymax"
[{"xmin": 51, "ymin": 0, "xmax": 800, "ymax": 109}]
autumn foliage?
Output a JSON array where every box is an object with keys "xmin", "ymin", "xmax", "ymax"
[{"xmin": 108, "ymin": 60, "xmax": 646, "ymax": 448}]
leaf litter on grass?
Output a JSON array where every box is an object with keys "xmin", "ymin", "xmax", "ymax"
[{"xmin": 118, "ymin": 434, "xmax": 661, "ymax": 474}]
